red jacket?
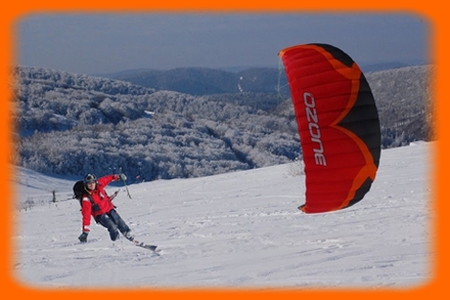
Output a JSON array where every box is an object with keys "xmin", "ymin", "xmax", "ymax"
[{"xmin": 81, "ymin": 174, "xmax": 120, "ymax": 232}]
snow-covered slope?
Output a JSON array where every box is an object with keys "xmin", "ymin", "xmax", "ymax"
[{"xmin": 12, "ymin": 142, "xmax": 433, "ymax": 289}]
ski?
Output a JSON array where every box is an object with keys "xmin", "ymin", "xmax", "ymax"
[
  {"xmin": 125, "ymin": 235, "xmax": 158, "ymax": 252},
  {"xmin": 133, "ymin": 240, "xmax": 158, "ymax": 252},
  {"xmin": 76, "ymin": 234, "xmax": 158, "ymax": 253}
]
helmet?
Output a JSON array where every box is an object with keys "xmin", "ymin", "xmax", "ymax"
[{"xmin": 84, "ymin": 174, "xmax": 97, "ymax": 185}]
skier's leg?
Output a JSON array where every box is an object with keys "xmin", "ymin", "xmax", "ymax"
[
  {"xmin": 96, "ymin": 213, "xmax": 119, "ymax": 241},
  {"xmin": 108, "ymin": 209, "xmax": 133, "ymax": 240}
]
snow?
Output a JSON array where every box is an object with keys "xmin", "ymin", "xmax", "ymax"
[{"xmin": 12, "ymin": 142, "xmax": 433, "ymax": 289}]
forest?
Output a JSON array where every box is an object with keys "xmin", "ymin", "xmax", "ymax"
[{"xmin": 11, "ymin": 65, "xmax": 434, "ymax": 183}]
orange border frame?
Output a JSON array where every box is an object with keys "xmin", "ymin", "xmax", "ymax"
[{"xmin": 1, "ymin": 1, "xmax": 446, "ymax": 300}]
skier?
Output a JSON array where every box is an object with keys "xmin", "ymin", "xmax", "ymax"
[{"xmin": 78, "ymin": 173, "xmax": 134, "ymax": 243}]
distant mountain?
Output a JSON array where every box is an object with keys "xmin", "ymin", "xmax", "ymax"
[
  {"xmin": 361, "ymin": 62, "xmax": 411, "ymax": 73},
  {"xmin": 106, "ymin": 67, "xmax": 288, "ymax": 96},
  {"xmin": 104, "ymin": 63, "xmax": 418, "ymax": 96}
]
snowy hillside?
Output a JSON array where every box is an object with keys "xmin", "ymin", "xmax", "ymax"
[{"xmin": 12, "ymin": 142, "xmax": 432, "ymax": 288}]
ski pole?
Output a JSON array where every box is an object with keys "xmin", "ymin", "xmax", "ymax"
[
  {"xmin": 110, "ymin": 190, "xmax": 120, "ymax": 201},
  {"xmin": 123, "ymin": 181, "xmax": 132, "ymax": 199},
  {"xmin": 119, "ymin": 168, "xmax": 132, "ymax": 199}
]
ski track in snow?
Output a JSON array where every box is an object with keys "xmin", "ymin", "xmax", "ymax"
[{"xmin": 12, "ymin": 142, "xmax": 433, "ymax": 289}]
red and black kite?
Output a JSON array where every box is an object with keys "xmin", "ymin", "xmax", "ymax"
[{"xmin": 279, "ymin": 43, "xmax": 381, "ymax": 213}]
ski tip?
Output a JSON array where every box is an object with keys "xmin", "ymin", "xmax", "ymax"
[{"xmin": 147, "ymin": 245, "xmax": 157, "ymax": 251}]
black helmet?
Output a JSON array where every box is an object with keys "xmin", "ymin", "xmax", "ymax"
[{"xmin": 84, "ymin": 174, "xmax": 97, "ymax": 185}]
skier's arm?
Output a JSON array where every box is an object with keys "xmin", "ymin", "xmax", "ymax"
[
  {"xmin": 96, "ymin": 174, "xmax": 120, "ymax": 187},
  {"xmin": 81, "ymin": 196, "xmax": 92, "ymax": 233}
]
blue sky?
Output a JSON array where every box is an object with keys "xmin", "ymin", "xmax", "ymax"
[{"xmin": 15, "ymin": 13, "xmax": 430, "ymax": 75}]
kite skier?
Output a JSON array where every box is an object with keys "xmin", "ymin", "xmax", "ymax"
[{"xmin": 77, "ymin": 173, "xmax": 134, "ymax": 243}]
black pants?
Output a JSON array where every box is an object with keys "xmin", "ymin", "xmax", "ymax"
[{"xmin": 95, "ymin": 209, "xmax": 131, "ymax": 241}]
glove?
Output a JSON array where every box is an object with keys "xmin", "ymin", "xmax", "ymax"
[
  {"xmin": 78, "ymin": 232, "xmax": 88, "ymax": 243},
  {"xmin": 118, "ymin": 173, "xmax": 127, "ymax": 181}
]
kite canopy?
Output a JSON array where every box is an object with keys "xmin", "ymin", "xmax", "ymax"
[{"xmin": 279, "ymin": 43, "xmax": 381, "ymax": 213}]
